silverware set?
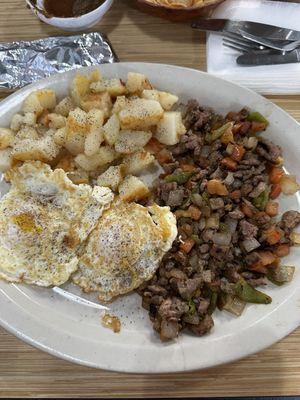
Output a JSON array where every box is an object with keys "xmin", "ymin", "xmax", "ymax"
[{"xmin": 192, "ymin": 19, "xmax": 300, "ymax": 66}]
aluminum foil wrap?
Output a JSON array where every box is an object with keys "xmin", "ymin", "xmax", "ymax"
[{"xmin": 0, "ymin": 32, "xmax": 118, "ymax": 91}]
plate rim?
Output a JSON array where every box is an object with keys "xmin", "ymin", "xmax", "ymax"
[{"xmin": 0, "ymin": 61, "xmax": 300, "ymax": 373}]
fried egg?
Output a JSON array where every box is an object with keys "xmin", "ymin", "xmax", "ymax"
[
  {"xmin": 72, "ymin": 201, "xmax": 177, "ymax": 302},
  {"xmin": 0, "ymin": 161, "xmax": 114, "ymax": 286}
]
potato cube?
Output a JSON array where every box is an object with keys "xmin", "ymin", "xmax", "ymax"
[
  {"xmin": 75, "ymin": 146, "xmax": 117, "ymax": 171},
  {"xmin": 97, "ymin": 145, "xmax": 118, "ymax": 166},
  {"xmin": 141, "ymin": 89, "xmax": 159, "ymax": 102},
  {"xmin": 84, "ymin": 129, "xmax": 104, "ymax": 157},
  {"xmin": 23, "ymin": 112, "xmax": 37, "ymax": 126},
  {"xmin": 126, "ymin": 72, "xmax": 152, "ymax": 94},
  {"xmin": 115, "ymin": 130, "xmax": 152, "ymax": 154},
  {"xmin": 65, "ymin": 108, "xmax": 88, "ymax": 155},
  {"xmin": 22, "ymin": 90, "xmax": 56, "ymax": 116},
  {"xmin": 15, "ymin": 126, "xmax": 39, "ymax": 141},
  {"xmin": 97, "ymin": 165, "xmax": 125, "ymax": 191},
  {"xmin": 119, "ymin": 99, "xmax": 163, "ymax": 130},
  {"xmin": 158, "ymin": 92, "xmax": 178, "ymax": 111},
  {"xmin": 155, "ymin": 111, "xmax": 186, "ymax": 145},
  {"xmin": 48, "ymin": 113, "xmax": 66, "ymax": 129},
  {"xmin": 55, "ymin": 97, "xmax": 75, "ymax": 117},
  {"xmin": 103, "ymin": 114, "xmax": 120, "ymax": 146},
  {"xmin": 80, "ymin": 92, "xmax": 112, "ymax": 117},
  {"xmin": 87, "ymin": 109, "xmax": 104, "ymax": 131},
  {"xmin": 118, "ymin": 175, "xmax": 150, "ymax": 202},
  {"xmin": 22, "ymin": 92, "xmax": 43, "ymax": 115},
  {"xmin": 0, "ymin": 128, "xmax": 14, "ymax": 150},
  {"xmin": 123, "ymin": 150, "xmax": 155, "ymax": 175},
  {"xmin": 70, "ymin": 73, "xmax": 90, "ymax": 105},
  {"xmin": 112, "ymin": 96, "xmax": 127, "ymax": 114},
  {"xmin": 54, "ymin": 127, "xmax": 66, "ymax": 146},
  {"xmin": 12, "ymin": 136, "xmax": 60, "ymax": 163},
  {"xmin": 0, "ymin": 148, "xmax": 12, "ymax": 172},
  {"xmin": 36, "ymin": 90, "xmax": 56, "ymax": 110},
  {"xmin": 90, "ymin": 78, "xmax": 126, "ymax": 97},
  {"xmin": 10, "ymin": 114, "xmax": 24, "ymax": 132}
]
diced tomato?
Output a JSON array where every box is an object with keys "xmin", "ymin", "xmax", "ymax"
[
  {"xmin": 226, "ymin": 111, "xmax": 239, "ymax": 121},
  {"xmin": 175, "ymin": 210, "xmax": 189, "ymax": 219},
  {"xmin": 270, "ymin": 184, "xmax": 282, "ymax": 199},
  {"xmin": 145, "ymin": 138, "xmax": 164, "ymax": 155},
  {"xmin": 239, "ymin": 121, "xmax": 252, "ymax": 135},
  {"xmin": 188, "ymin": 205, "xmax": 202, "ymax": 221},
  {"xmin": 264, "ymin": 226, "xmax": 281, "ymax": 245},
  {"xmin": 180, "ymin": 163, "xmax": 198, "ymax": 172},
  {"xmin": 251, "ymin": 121, "xmax": 267, "ymax": 133},
  {"xmin": 259, "ymin": 251, "xmax": 277, "ymax": 266},
  {"xmin": 269, "ymin": 166, "xmax": 284, "ymax": 184},
  {"xmin": 207, "ymin": 179, "xmax": 229, "ymax": 196},
  {"xmin": 221, "ymin": 129, "xmax": 234, "ymax": 145},
  {"xmin": 241, "ymin": 203, "xmax": 254, "ymax": 218},
  {"xmin": 180, "ymin": 223, "xmax": 194, "ymax": 236},
  {"xmin": 232, "ymin": 122, "xmax": 243, "ymax": 134},
  {"xmin": 230, "ymin": 190, "xmax": 241, "ymax": 200},
  {"xmin": 265, "ymin": 201, "xmax": 279, "ymax": 217},
  {"xmin": 221, "ymin": 157, "xmax": 237, "ymax": 171},
  {"xmin": 249, "ymin": 264, "xmax": 268, "ymax": 274},
  {"xmin": 231, "ymin": 144, "xmax": 246, "ymax": 161},
  {"xmin": 275, "ymin": 244, "xmax": 290, "ymax": 258},
  {"xmin": 249, "ymin": 250, "xmax": 277, "ymax": 273},
  {"xmin": 232, "ymin": 122, "xmax": 251, "ymax": 135},
  {"xmin": 185, "ymin": 180, "xmax": 197, "ymax": 191},
  {"xmin": 180, "ymin": 238, "xmax": 195, "ymax": 254},
  {"xmin": 156, "ymin": 148, "xmax": 173, "ymax": 164}
]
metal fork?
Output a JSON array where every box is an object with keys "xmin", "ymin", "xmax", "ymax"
[
  {"xmin": 222, "ymin": 36, "xmax": 267, "ymax": 53},
  {"xmin": 240, "ymin": 30, "xmax": 300, "ymax": 51},
  {"xmin": 222, "ymin": 37, "xmax": 280, "ymax": 54}
]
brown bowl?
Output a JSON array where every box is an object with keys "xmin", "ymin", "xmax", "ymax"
[{"xmin": 136, "ymin": 0, "xmax": 225, "ymax": 22}]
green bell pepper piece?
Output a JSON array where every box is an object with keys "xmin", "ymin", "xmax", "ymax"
[
  {"xmin": 165, "ymin": 171, "xmax": 195, "ymax": 185},
  {"xmin": 247, "ymin": 111, "xmax": 269, "ymax": 126},
  {"xmin": 252, "ymin": 190, "xmax": 269, "ymax": 211},
  {"xmin": 235, "ymin": 279, "xmax": 272, "ymax": 304}
]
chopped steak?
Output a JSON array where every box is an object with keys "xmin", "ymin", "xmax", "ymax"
[
  {"xmin": 139, "ymin": 101, "xmax": 300, "ymax": 341},
  {"xmin": 239, "ymin": 220, "xmax": 258, "ymax": 238}
]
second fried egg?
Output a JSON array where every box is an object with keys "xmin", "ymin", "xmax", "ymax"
[{"xmin": 72, "ymin": 201, "xmax": 177, "ymax": 302}]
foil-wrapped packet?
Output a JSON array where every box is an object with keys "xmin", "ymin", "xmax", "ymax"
[{"xmin": 0, "ymin": 32, "xmax": 118, "ymax": 92}]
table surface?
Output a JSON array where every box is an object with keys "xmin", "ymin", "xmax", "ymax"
[{"xmin": 1, "ymin": 0, "xmax": 300, "ymax": 398}]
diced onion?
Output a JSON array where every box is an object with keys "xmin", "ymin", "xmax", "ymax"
[
  {"xmin": 224, "ymin": 172, "xmax": 234, "ymax": 185},
  {"xmin": 212, "ymin": 232, "xmax": 232, "ymax": 246},
  {"xmin": 226, "ymin": 143, "xmax": 234, "ymax": 155},
  {"xmin": 268, "ymin": 265, "xmax": 295, "ymax": 285},
  {"xmin": 225, "ymin": 217, "xmax": 238, "ymax": 234},
  {"xmin": 280, "ymin": 174, "xmax": 300, "ymax": 195},
  {"xmin": 183, "ymin": 313, "xmax": 200, "ymax": 325},
  {"xmin": 200, "ymin": 145, "xmax": 211, "ymax": 158},
  {"xmin": 245, "ymin": 137, "xmax": 258, "ymax": 150},
  {"xmin": 242, "ymin": 238, "xmax": 261, "ymax": 253},
  {"xmin": 290, "ymin": 232, "xmax": 300, "ymax": 245},
  {"xmin": 160, "ymin": 320, "xmax": 179, "ymax": 340},
  {"xmin": 206, "ymin": 214, "xmax": 220, "ymax": 229},
  {"xmin": 223, "ymin": 296, "xmax": 246, "ymax": 317}
]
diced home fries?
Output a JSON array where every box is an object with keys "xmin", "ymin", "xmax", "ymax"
[{"xmin": 0, "ymin": 69, "xmax": 186, "ymax": 202}]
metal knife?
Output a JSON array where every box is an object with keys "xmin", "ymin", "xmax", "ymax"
[
  {"xmin": 237, "ymin": 49, "xmax": 300, "ymax": 66},
  {"xmin": 191, "ymin": 19, "xmax": 300, "ymax": 41}
]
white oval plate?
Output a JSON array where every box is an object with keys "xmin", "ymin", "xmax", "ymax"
[{"xmin": 0, "ymin": 62, "xmax": 300, "ymax": 373}]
